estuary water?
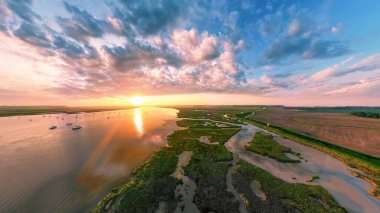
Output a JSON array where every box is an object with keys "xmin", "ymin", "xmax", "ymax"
[{"xmin": 0, "ymin": 107, "xmax": 180, "ymax": 213}]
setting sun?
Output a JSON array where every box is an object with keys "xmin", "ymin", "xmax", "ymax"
[{"xmin": 130, "ymin": 96, "xmax": 145, "ymax": 106}]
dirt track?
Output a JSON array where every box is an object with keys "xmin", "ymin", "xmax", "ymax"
[{"xmin": 253, "ymin": 108, "xmax": 380, "ymax": 157}]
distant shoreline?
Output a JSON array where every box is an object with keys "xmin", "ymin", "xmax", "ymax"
[
  {"xmin": 0, "ymin": 106, "xmax": 134, "ymax": 117},
  {"xmin": 2, "ymin": 105, "xmax": 380, "ymax": 117}
]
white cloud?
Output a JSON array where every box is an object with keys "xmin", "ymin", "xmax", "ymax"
[
  {"xmin": 287, "ymin": 19, "xmax": 302, "ymax": 36},
  {"xmin": 170, "ymin": 28, "xmax": 219, "ymax": 63},
  {"xmin": 331, "ymin": 27, "xmax": 339, "ymax": 34}
]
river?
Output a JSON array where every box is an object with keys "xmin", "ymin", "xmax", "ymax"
[{"xmin": 0, "ymin": 107, "xmax": 180, "ymax": 212}]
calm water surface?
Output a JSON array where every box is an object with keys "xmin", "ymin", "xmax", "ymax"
[{"xmin": 0, "ymin": 107, "xmax": 180, "ymax": 212}]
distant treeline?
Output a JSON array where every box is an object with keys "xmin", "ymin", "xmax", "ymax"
[{"xmin": 351, "ymin": 111, "xmax": 380, "ymax": 119}]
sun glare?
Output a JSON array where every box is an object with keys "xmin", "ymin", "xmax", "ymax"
[
  {"xmin": 134, "ymin": 108, "xmax": 144, "ymax": 136},
  {"xmin": 130, "ymin": 96, "xmax": 145, "ymax": 106}
]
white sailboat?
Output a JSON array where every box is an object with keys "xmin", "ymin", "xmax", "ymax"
[{"xmin": 72, "ymin": 115, "xmax": 82, "ymax": 130}]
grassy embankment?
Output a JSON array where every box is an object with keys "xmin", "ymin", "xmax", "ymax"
[
  {"xmin": 0, "ymin": 106, "xmax": 130, "ymax": 117},
  {"xmin": 94, "ymin": 108, "xmax": 345, "ymax": 212},
  {"xmin": 245, "ymin": 131, "xmax": 300, "ymax": 163},
  {"xmin": 236, "ymin": 112, "xmax": 380, "ymax": 180}
]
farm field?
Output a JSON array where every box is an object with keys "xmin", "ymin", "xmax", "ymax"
[{"xmin": 253, "ymin": 107, "xmax": 380, "ymax": 157}]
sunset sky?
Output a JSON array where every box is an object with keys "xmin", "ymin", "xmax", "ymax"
[{"xmin": 0, "ymin": 0, "xmax": 380, "ymax": 106}]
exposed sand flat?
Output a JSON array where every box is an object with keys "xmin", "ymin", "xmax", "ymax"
[
  {"xmin": 203, "ymin": 122, "xmax": 212, "ymax": 126},
  {"xmin": 171, "ymin": 151, "xmax": 200, "ymax": 213},
  {"xmin": 216, "ymin": 123, "xmax": 229, "ymax": 127},
  {"xmin": 226, "ymin": 154, "xmax": 248, "ymax": 213},
  {"xmin": 199, "ymin": 136, "xmax": 219, "ymax": 145},
  {"xmin": 224, "ymin": 122, "xmax": 380, "ymax": 212},
  {"xmin": 171, "ymin": 151, "xmax": 193, "ymax": 179},
  {"xmin": 250, "ymin": 180, "xmax": 267, "ymax": 201},
  {"xmin": 155, "ymin": 201, "xmax": 167, "ymax": 213}
]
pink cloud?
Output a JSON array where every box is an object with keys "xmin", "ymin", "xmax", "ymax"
[
  {"xmin": 324, "ymin": 77, "xmax": 380, "ymax": 95},
  {"xmin": 170, "ymin": 28, "xmax": 219, "ymax": 63},
  {"xmin": 311, "ymin": 56, "xmax": 354, "ymax": 80}
]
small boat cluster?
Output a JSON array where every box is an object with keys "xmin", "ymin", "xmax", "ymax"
[
  {"xmin": 46, "ymin": 110, "xmax": 127, "ymax": 131},
  {"xmin": 49, "ymin": 115, "xmax": 82, "ymax": 130}
]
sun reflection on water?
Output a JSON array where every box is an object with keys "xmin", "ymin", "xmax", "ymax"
[{"xmin": 134, "ymin": 108, "xmax": 144, "ymax": 136}]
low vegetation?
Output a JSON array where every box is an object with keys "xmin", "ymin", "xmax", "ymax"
[
  {"xmin": 245, "ymin": 132, "xmax": 300, "ymax": 163},
  {"xmin": 93, "ymin": 145, "xmax": 180, "ymax": 213},
  {"xmin": 351, "ymin": 111, "xmax": 380, "ymax": 119},
  {"xmin": 176, "ymin": 119, "xmax": 237, "ymax": 129},
  {"xmin": 176, "ymin": 106, "xmax": 256, "ymax": 124}
]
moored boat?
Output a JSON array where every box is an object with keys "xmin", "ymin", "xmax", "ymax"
[
  {"xmin": 71, "ymin": 115, "xmax": 82, "ymax": 130},
  {"xmin": 72, "ymin": 126, "xmax": 82, "ymax": 130}
]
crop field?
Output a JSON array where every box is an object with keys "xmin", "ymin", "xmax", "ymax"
[
  {"xmin": 253, "ymin": 107, "xmax": 380, "ymax": 157},
  {"xmin": 286, "ymin": 106, "xmax": 380, "ymax": 114}
]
